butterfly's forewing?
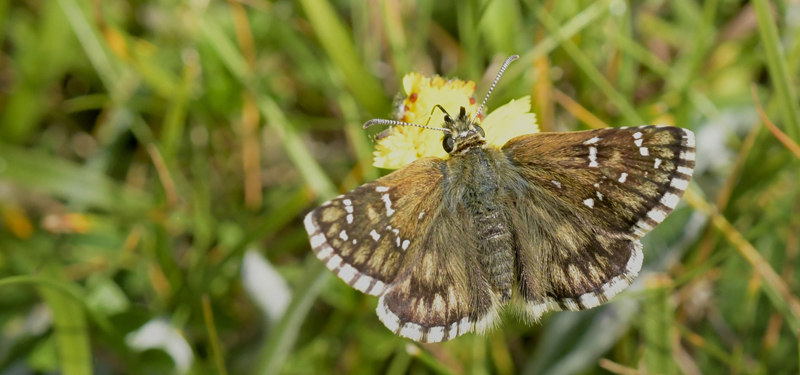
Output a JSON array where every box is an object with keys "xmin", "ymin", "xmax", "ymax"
[
  {"xmin": 304, "ymin": 158, "xmax": 444, "ymax": 296},
  {"xmin": 502, "ymin": 126, "xmax": 695, "ymax": 317},
  {"xmin": 304, "ymin": 157, "xmax": 497, "ymax": 342}
]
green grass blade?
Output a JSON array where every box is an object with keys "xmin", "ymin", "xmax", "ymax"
[
  {"xmin": 642, "ymin": 275, "xmax": 677, "ymax": 374},
  {"xmin": 37, "ymin": 264, "xmax": 93, "ymax": 375},
  {"xmin": 196, "ymin": 13, "xmax": 251, "ymax": 82},
  {"xmin": 406, "ymin": 344, "xmax": 458, "ymax": 375},
  {"xmin": 259, "ymin": 97, "xmax": 338, "ymax": 199},
  {"xmin": 297, "ymin": 0, "xmax": 388, "ymax": 115},
  {"xmin": 254, "ymin": 260, "xmax": 329, "ymax": 375},
  {"xmin": 753, "ymin": 0, "xmax": 800, "ymax": 141},
  {"xmin": 0, "ymin": 145, "xmax": 153, "ymax": 213},
  {"xmin": 55, "ymin": 0, "xmax": 121, "ymax": 91},
  {"xmin": 530, "ymin": 2, "xmax": 645, "ymax": 126},
  {"xmin": 500, "ymin": 0, "xmax": 611, "ymax": 92}
]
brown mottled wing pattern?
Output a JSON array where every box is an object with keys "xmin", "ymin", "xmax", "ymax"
[
  {"xmin": 502, "ymin": 126, "xmax": 695, "ymax": 318},
  {"xmin": 304, "ymin": 157, "xmax": 497, "ymax": 342},
  {"xmin": 377, "ymin": 200, "xmax": 501, "ymax": 343}
]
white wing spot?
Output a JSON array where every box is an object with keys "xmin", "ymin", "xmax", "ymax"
[
  {"xmin": 552, "ymin": 180, "xmax": 562, "ymax": 188},
  {"xmin": 654, "ymin": 158, "xmax": 662, "ymax": 169},
  {"xmin": 317, "ymin": 245, "xmax": 332, "ymax": 259},
  {"xmin": 648, "ymin": 209, "xmax": 667, "ymax": 224},
  {"xmin": 376, "ymin": 186, "xmax": 389, "ymax": 192},
  {"xmin": 339, "ymin": 230, "xmax": 348, "ymax": 241},
  {"xmin": 353, "ymin": 277, "xmax": 371, "ymax": 292},
  {"xmin": 396, "ymin": 236, "xmax": 401, "ymax": 247},
  {"xmin": 370, "ymin": 230, "xmax": 380, "ymax": 241},
  {"xmin": 580, "ymin": 293, "xmax": 602, "ymax": 309},
  {"xmin": 402, "ymin": 240, "xmax": 410, "ymax": 250},
  {"xmin": 583, "ymin": 198, "xmax": 595, "ymax": 208},
  {"xmin": 596, "ymin": 191, "xmax": 603, "ymax": 200},
  {"xmin": 400, "ymin": 323, "xmax": 423, "ymax": 342},
  {"xmin": 418, "ymin": 211, "xmax": 425, "ymax": 220},
  {"xmin": 381, "ymin": 194, "xmax": 395, "ymax": 216},
  {"xmin": 661, "ymin": 192, "xmax": 680, "ymax": 209},
  {"xmin": 583, "ymin": 137, "xmax": 601, "ymax": 145},
  {"xmin": 639, "ymin": 147, "xmax": 649, "ymax": 156},
  {"xmin": 303, "ymin": 213, "xmax": 317, "ymax": 234},
  {"xmin": 337, "ymin": 264, "xmax": 356, "ymax": 283},
  {"xmin": 342, "ymin": 199, "xmax": 352, "ymax": 206},
  {"xmin": 589, "ymin": 147, "xmax": 599, "ymax": 167},
  {"xmin": 634, "ymin": 139, "xmax": 643, "ymax": 147},
  {"xmin": 310, "ymin": 233, "xmax": 325, "ymax": 248},
  {"xmin": 677, "ymin": 166, "xmax": 693, "ymax": 175},
  {"xmin": 352, "ymin": 239, "xmax": 357, "ymax": 244},
  {"xmin": 346, "ymin": 214, "xmax": 353, "ymax": 224},
  {"xmin": 344, "ymin": 205, "xmax": 353, "ymax": 213},
  {"xmin": 671, "ymin": 178, "xmax": 689, "ymax": 190},
  {"xmin": 633, "ymin": 132, "xmax": 642, "ymax": 139},
  {"xmin": 428, "ymin": 327, "xmax": 445, "ymax": 343},
  {"xmin": 326, "ymin": 255, "xmax": 342, "ymax": 269},
  {"xmin": 618, "ymin": 173, "xmax": 628, "ymax": 183},
  {"xmin": 683, "ymin": 129, "xmax": 696, "ymax": 147}
]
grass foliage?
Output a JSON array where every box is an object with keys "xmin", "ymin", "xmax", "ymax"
[{"xmin": 1, "ymin": 0, "xmax": 799, "ymax": 374}]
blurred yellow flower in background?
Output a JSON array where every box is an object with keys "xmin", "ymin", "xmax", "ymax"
[{"xmin": 373, "ymin": 73, "xmax": 538, "ymax": 169}]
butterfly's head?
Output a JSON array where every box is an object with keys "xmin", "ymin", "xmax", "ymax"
[
  {"xmin": 362, "ymin": 55, "xmax": 519, "ymax": 155},
  {"xmin": 439, "ymin": 106, "xmax": 485, "ymax": 154}
]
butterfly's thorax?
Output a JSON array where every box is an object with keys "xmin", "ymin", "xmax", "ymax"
[{"xmin": 444, "ymin": 144, "xmax": 516, "ymax": 302}]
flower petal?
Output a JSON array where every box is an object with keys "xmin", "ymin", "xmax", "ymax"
[
  {"xmin": 481, "ymin": 96, "xmax": 539, "ymax": 147},
  {"xmin": 373, "ymin": 75, "xmax": 538, "ymax": 169}
]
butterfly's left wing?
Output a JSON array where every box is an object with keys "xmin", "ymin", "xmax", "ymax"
[
  {"xmin": 305, "ymin": 157, "xmax": 499, "ymax": 342},
  {"xmin": 501, "ymin": 125, "xmax": 695, "ymax": 319},
  {"xmin": 304, "ymin": 157, "xmax": 447, "ymax": 297}
]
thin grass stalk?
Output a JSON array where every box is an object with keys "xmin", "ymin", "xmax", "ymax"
[
  {"xmin": 297, "ymin": 0, "xmax": 388, "ymax": 115},
  {"xmin": 530, "ymin": 3, "xmax": 645, "ymax": 126},
  {"xmin": 753, "ymin": 0, "xmax": 800, "ymax": 141},
  {"xmin": 202, "ymin": 295, "xmax": 228, "ymax": 375},
  {"xmin": 683, "ymin": 189, "xmax": 800, "ymax": 334},
  {"xmin": 752, "ymin": 85, "xmax": 800, "ymax": 159},
  {"xmin": 37, "ymin": 264, "xmax": 93, "ymax": 375},
  {"xmin": 642, "ymin": 275, "xmax": 677, "ymax": 375}
]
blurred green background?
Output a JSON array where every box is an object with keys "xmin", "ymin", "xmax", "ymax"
[{"xmin": 1, "ymin": 0, "xmax": 799, "ymax": 374}]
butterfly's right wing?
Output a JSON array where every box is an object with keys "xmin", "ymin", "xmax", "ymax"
[
  {"xmin": 501, "ymin": 126, "xmax": 695, "ymax": 319},
  {"xmin": 304, "ymin": 157, "xmax": 498, "ymax": 342}
]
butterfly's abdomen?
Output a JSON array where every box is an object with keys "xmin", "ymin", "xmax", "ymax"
[{"xmin": 455, "ymin": 148, "xmax": 516, "ymax": 302}]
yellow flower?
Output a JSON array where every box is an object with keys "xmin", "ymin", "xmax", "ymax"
[{"xmin": 373, "ymin": 73, "xmax": 538, "ymax": 169}]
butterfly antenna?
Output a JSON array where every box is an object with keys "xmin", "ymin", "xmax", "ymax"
[
  {"xmin": 363, "ymin": 119, "xmax": 450, "ymax": 133},
  {"xmin": 472, "ymin": 55, "xmax": 519, "ymax": 125},
  {"xmin": 430, "ymin": 104, "xmax": 450, "ymax": 117}
]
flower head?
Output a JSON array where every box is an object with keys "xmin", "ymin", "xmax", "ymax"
[{"xmin": 372, "ymin": 73, "xmax": 538, "ymax": 169}]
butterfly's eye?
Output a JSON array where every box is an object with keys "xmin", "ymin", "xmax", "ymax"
[
  {"xmin": 475, "ymin": 125, "xmax": 485, "ymax": 137},
  {"xmin": 442, "ymin": 134, "xmax": 455, "ymax": 153}
]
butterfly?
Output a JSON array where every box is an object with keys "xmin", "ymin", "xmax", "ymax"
[{"xmin": 303, "ymin": 56, "xmax": 695, "ymax": 342}]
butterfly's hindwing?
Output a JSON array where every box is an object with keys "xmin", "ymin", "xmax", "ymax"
[
  {"xmin": 503, "ymin": 126, "xmax": 694, "ymax": 317},
  {"xmin": 377, "ymin": 204, "xmax": 501, "ymax": 342}
]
